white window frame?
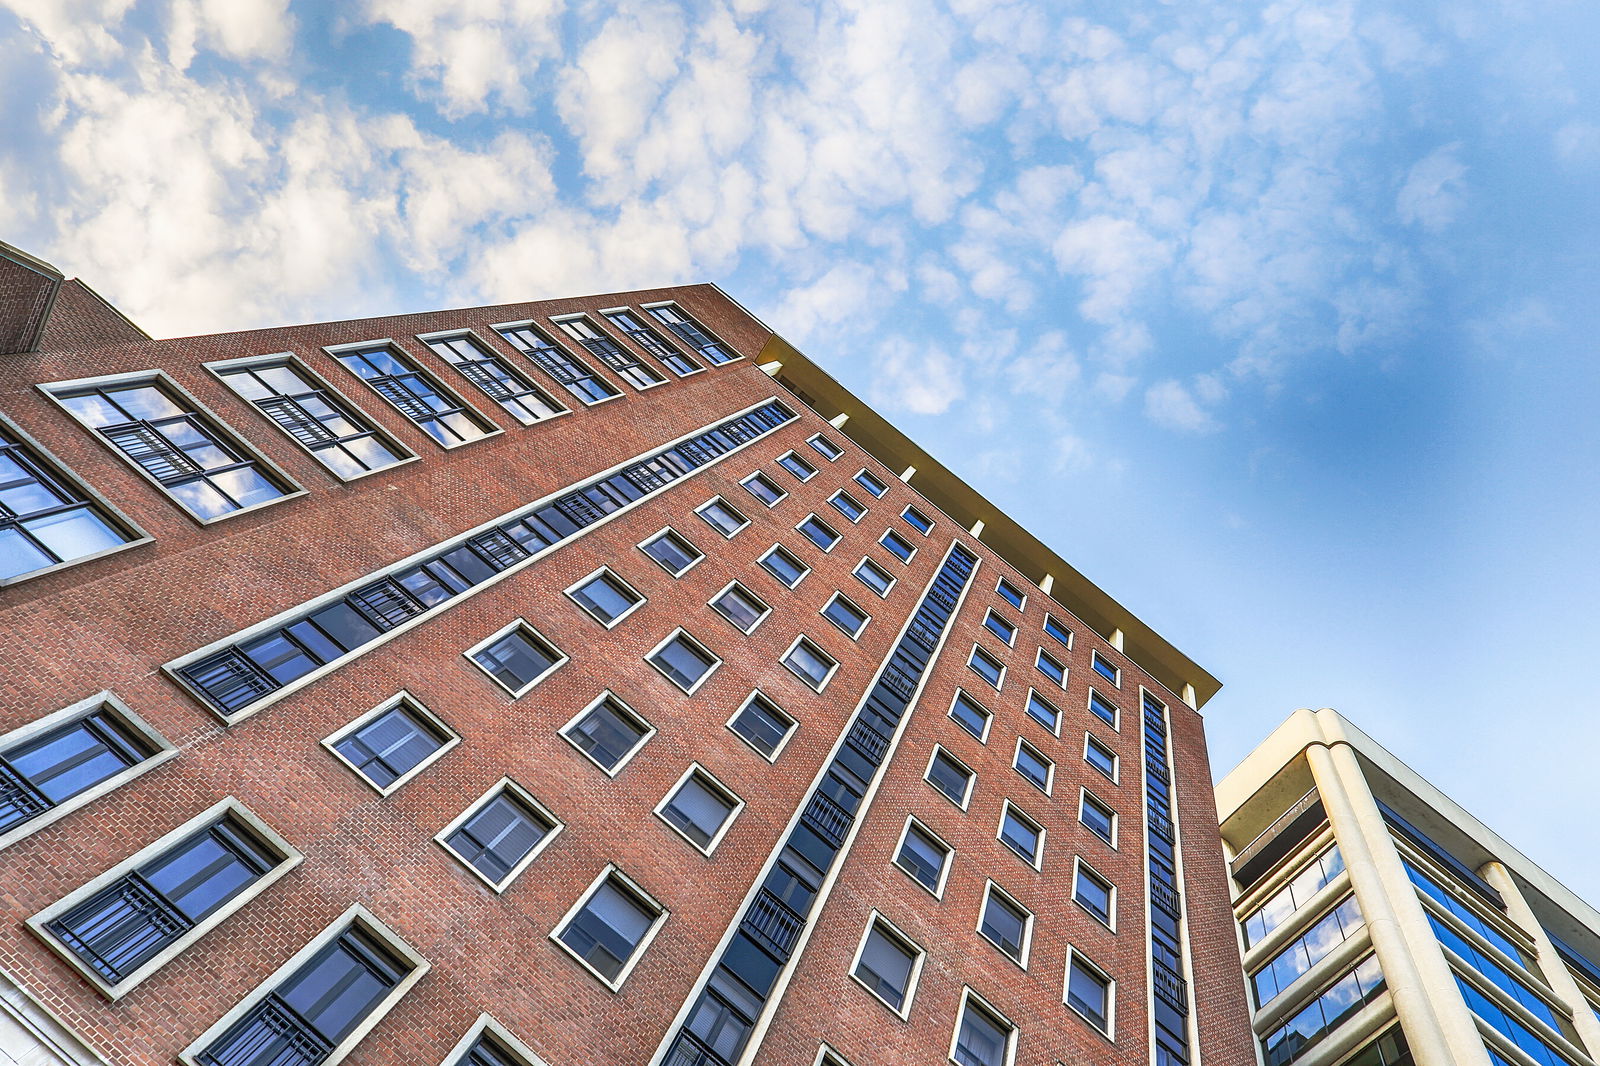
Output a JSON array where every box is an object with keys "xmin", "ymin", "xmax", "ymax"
[
  {"xmin": 847, "ymin": 912, "xmax": 926, "ymax": 1020},
  {"xmin": 982, "ymin": 609, "xmax": 1017, "ymax": 647},
  {"xmin": 638, "ymin": 300, "xmax": 745, "ymax": 364},
  {"xmin": 796, "ymin": 513, "xmax": 841, "ymax": 553},
  {"xmin": 995, "ymin": 576, "xmax": 1026, "ymax": 609},
  {"xmin": 488, "ymin": 318, "xmax": 624, "ymax": 408},
  {"xmin": 653, "ymin": 763, "xmax": 745, "ymax": 856},
  {"xmin": 814, "ymin": 1044, "xmax": 856, "ymax": 1066},
  {"xmin": 1013, "ymin": 737, "xmax": 1054, "ymax": 796},
  {"xmin": 646, "ymin": 627, "xmax": 723, "ymax": 695},
  {"xmin": 892, "ymin": 815, "xmax": 955, "ymax": 899},
  {"xmin": 177, "ymin": 904, "xmax": 429, "ymax": 1066},
  {"xmin": 435, "ymin": 777, "xmax": 565, "ymax": 892},
  {"xmin": 1043, "ymin": 613, "xmax": 1074, "ymax": 649},
  {"xmin": 998, "ymin": 801, "xmax": 1045, "ymax": 870},
  {"xmin": 947, "ymin": 987, "xmax": 1018, "ymax": 1066},
  {"xmin": 725, "ymin": 689, "xmax": 797, "ymax": 763},
  {"xmin": 948, "ymin": 689, "xmax": 993, "ymax": 743},
  {"xmin": 777, "ymin": 450, "xmax": 817, "ymax": 481},
  {"xmin": 709, "ymin": 580, "xmax": 773, "ymax": 635},
  {"xmin": 549, "ymin": 312, "xmax": 667, "ymax": 392},
  {"xmin": 1084, "ymin": 733, "xmax": 1119, "ymax": 784},
  {"xmin": 968, "ymin": 644, "xmax": 1006, "ymax": 691},
  {"xmin": 0, "ymin": 691, "xmax": 177, "ymax": 853},
  {"xmin": 323, "ymin": 338, "xmax": 505, "ymax": 449},
  {"xmin": 1091, "ymin": 650, "xmax": 1122, "ymax": 687},
  {"xmin": 1087, "ymin": 688, "xmax": 1120, "ymax": 731},
  {"xmin": 563, "ymin": 565, "xmax": 646, "ymax": 629},
  {"xmin": 924, "ymin": 745, "xmax": 976, "ymax": 810},
  {"xmin": 821, "ymin": 592, "xmax": 871, "ymax": 640},
  {"xmin": 1024, "ymin": 688, "xmax": 1063, "ymax": 737},
  {"xmin": 806, "ymin": 432, "xmax": 844, "ymax": 461},
  {"xmin": 852, "ymin": 556, "xmax": 896, "ymax": 598},
  {"xmin": 637, "ymin": 525, "xmax": 704, "ymax": 578},
  {"xmin": 759, "ymin": 543, "xmax": 811, "ymax": 588},
  {"xmin": 828, "ymin": 489, "xmax": 867, "ymax": 524},
  {"xmin": 780, "ymin": 635, "xmax": 839, "ymax": 692},
  {"xmin": 852, "ymin": 468, "xmax": 887, "ymax": 498},
  {"xmin": 1079, "ymin": 788, "xmax": 1119, "ymax": 848},
  {"xmin": 439, "ymin": 1013, "xmax": 553, "ymax": 1066},
  {"xmin": 1072, "ymin": 857, "xmax": 1117, "ymax": 931},
  {"xmin": 558, "ymin": 690, "xmax": 656, "ymax": 777},
  {"xmin": 549, "ymin": 864, "xmax": 668, "ymax": 991},
  {"xmin": 900, "ymin": 505, "xmax": 933, "ymax": 535},
  {"xmin": 879, "ymin": 528, "xmax": 917, "ymax": 563},
  {"xmin": 695, "ymin": 494, "xmax": 751, "ymax": 539},
  {"xmin": 322, "ymin": 690, "xmax": 459, "ymax": 796},
  {"xmin": 1063, "ymin": 948, "xmax": 1117, "ymax": 1038},
  {"xmin": 414, "ymin": 327, "xmax": 574, "ymax": 427},
  {"xmin": 740, "ymin": 471, "xmax": 788, "ymax": 508},
  {"xmin": 1035, "ymin": 648, "xmax": 1067, "ymax": 689},
  {"xmin": 464, "ymin": 618, "xmax": 569, "ymax": 698},
  {"xmin": 976, "ymin": 879, "xmax": 1035, "ymax": 969},
  {"xmin": 27, "ymin": 797, "xmax": 301, "ymax": 1000},
  {"xmin": 597, "ymin": 305, "xmax": 704, "ymax": 379}
]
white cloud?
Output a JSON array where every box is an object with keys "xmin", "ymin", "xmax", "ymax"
[
  {"xmin": 1145, "ymin": 377, "xmax": 1221, "ymax": 433},
  {"xmin": 1396, "ymin": 143, "xmax": 1467, "ymax": 231},
  {"xmin": 168, "ymin": 0, "xmax": 295, "ymax": 68},
  {"xmin": 363, "ymin": 0, "xmax": 566, "ymax": 116},
  {"xmin": 870, "ymin": 336, "xmax": 964, "ymax": 415},
  {"xmin": 3, "ymin": 0, "xmax": 138, "ymax": 65}
]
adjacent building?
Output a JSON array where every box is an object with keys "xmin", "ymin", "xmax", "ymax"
[
  {"xmin": 0, "ymin": 240, "xmax": 1253, "ymax": 1066},
  {"xmin": 1217, "ymin": 708, "xmax": 1600, "ymax": 1066}
]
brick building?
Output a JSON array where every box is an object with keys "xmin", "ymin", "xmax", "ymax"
[{"xmin": 0, "ymin": 238, "xmax": 1252, "ymax": 1066}]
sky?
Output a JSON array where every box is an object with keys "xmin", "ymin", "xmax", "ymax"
[{"xmin": 2, "ymin": 0, "xmax": 1597, "ymax": 899}]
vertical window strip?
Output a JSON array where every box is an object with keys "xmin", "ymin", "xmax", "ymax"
[{"xmin": 1144, "ymin": 691, "xmax": 1194, "ymax": 1065}]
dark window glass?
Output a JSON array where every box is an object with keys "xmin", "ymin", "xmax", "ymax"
[
  {"xmin": 742, "ymin": 473, "xmax": 784, "ymax": 506},
  {"xmin": 1043, "ymin": 614, "xmax": 1072, "ymax": 648},
  {"xmin": 829, "ymin": 491, "xmax": 865, "ymax": 522},
  {"xmin": 777, "ymin": 452, "xmax": 816, "ymax": 481},
  {"xmin": 798, "ymin": 516, "xmax": 839, "ymax": 551},
  {"xmin": 712, "ymin": 585, "xmax": 768, "ymax": 633},
  {"xmin": 601, "ymin": 309, "xmax": 702, "ymax": 376},
  {"xmin": 983, "ymin": 611, "xmax": 1015, "ymax": 644},
  {"xmin": 1026, "ymin": 692, "xmax": 1060, "ymax": 732},
  {"xmin": 950, "ymin": 693, "xmax": 991, "ymax": 739},
  {"xmin": 1067, "ymin": 957, "xmax": 1111, "ymax": 1031},
  {"xmin": 926, "ymin": 751, "xmax": 973, "ymax": 805},
  {"xmin": 854, "ymin": 469, "xmax": 887, "ymax": 497},
  {"xmin": 729, "ymin": 695, "xmax": 792, "ymax": 758},
  {"xmin": 216, "ymin": 360, "xmax": 409, "ymax": 478},
  {"xmin": 880, "ymin": 529, "xmax": 914, "ymax": 562},
  {"xmin": 1000, "ymin": 808, "xmax": 1041, "ymax": 863},
  {"xmin": 558, "ymin": 877, "xmax": 659, "ymax": 982},
  {"xmin": 642, "ymin": 530, "xmax": 702, "ymax": 576},
  {"xmin": 968, "ymin": 646, "xmax": 1004, "ymax": 688},
  {"xmin": 333, "ymin": 702, "xmax": 449, "ymax": 789},
  {"xmin": 0, "ymin": 425, "xmax": 133, "ymax": 581},
  {"xmin": 901, "ymin": 506, "xmax": 932, "ymax": 534},
  {"xmin": 1092, "ymin": 651, "xmax": 1119, "ymax": 684},
  {"xmin": 1081, "ymin": 793, "xmax": 1115, "ymax": 842},
  {"xmin": 1089, "ymin": 691, "xmax": 1118, "ymax": 727},
  {"xmin": 808, "ymin": 435, "xmax": 843, "ymax": 461},
  {"xmin": 495, "ymin": 324, "xmax": 620, "ymax": 404},
  {"xmin": 651, "ymin": 633, "xmax": 718, "ymax": 691},
  {"xmin": 954, "ymin": 1000, "xmax": 1011, "ymax": 1066},
  {"xmin": 424, "ymin": 333, "xmax": 564, "ymax": 424},
  {"xmin": 1036, "ymin": 650, "xmax": 1066, "ymax": 686},
  {"xmin": 447, "ymin": 791, "xmax": 556, "ymax": 885},
  {"xmin": 472, "ymin": 628, "xmax": 562, "ymax": 694},
  {"xmin": 698, "ymin": 498, "xmax": 748, "ymax": 537},
  {"xmin": 661, "ymin": 773, "xmax": 737, "ymax": 850},
  {"xmin": 0, "ymin": 708, "xmax": 155, "ymax": 834},
  {"xmin": 979, "ymin": 890, "xmax": 1028, "ymax": 960},
  {"xmin": 995, "ymin": 578, "xmax": 1024, "ymax": 608},
  {"xmin": 644, "ymin": 304, "xmax": 737, "ymax": 365},
  {"xmin": 570, "ymin": 571, "xmax": 643, "ymax": 625},
  {"xmin": 1085, "ymin": 735, "xmax": 1117, "ymax": 780},
  {"xmin": 335, "ymin": 346, "xmax": 495, "ymax": 447},
  {"xmin": 563, "ymin": 698, "xmax": 649, "ymax": 771},
  {"xmin": 854, "ymin": 924, "xmax": 916, "ymax": 1010},
  {"xmin": 555, "ymin": 316, "xmax": 665, "ymax": 389},
  {"xmin": 463, "ymin": 1035, "xmax": 521, "ymax": 1066},
  {"xmin": 1014, "ymin": 743, "xmax": 1052, "ymax": 792},
  {"xmin": 894, "ymin": 825, "xmax": 948, "ymax": 891},
  {"xmin": 822, "ymin": 595, "xmax": 868, "ymax": 638},
  {"xmin": 783, "ymin": 640, "xmax": 835, "ymax": 690},
  {"xmin": 1076, "ymin": 866, "xmax": 1113, "ymax": 925},
  {"xmin": 853, "ymin": 558, "xmax": 893, "ymax": 597},
  {"xmin": 759, "ymin": 546, "xmax": 808, "ymax": 587}
]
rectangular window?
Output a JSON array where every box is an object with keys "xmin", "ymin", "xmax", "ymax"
[
  {"xmin": 697, "ymin": 496, "xmax": 750, "ymax": 538},
  {"xmin": 894, "ymin": 820, "xmax": 952, "ymax": 895},
  {"xmin": 441, "ymin": 781, "xmax": 561, "ymax": 890},
  {"xmin": 331, "ymin": 343, "xmax": 497, "ymax": 447},
  {"xmin": 798, "ymin": 514, "xmax": 840, "ymax": 551},
  {"xmin": 640, "ymin": 528, "xmax": 703, "ymax": 577},
  {"xmin": 1241, "ymin": 846, "xmax": 1345, "ymax": 948},
  {"xmin": 926, "ymin": 748, "xmax": 975, "ymax": 808},
  {"xmin": 852, "ymin": 918, "xmax": 922, "ymax": 1015},
  {"xmin": 952, "ymin": 991, "xmax": 1014, "ymax": 1066},
  {"xmin": 0, "ymin": 419, "xmax": 141, "ymax": 583},
  {"xmin": 420, "ymin": 332, "xmax": 566, "ymax": 424},
  {"xmin": 643, "ymin": 302, "xmax": 738, "ymax": 364},
  {"xmin": 901, "ymin": 506, "xmax": 932, "ymax": 535},
  {"xmin": 777, "ymin": 451, "xmax": 817, "ymax": 481},
  {"xmin": 1080, "ymin": 791, "xmax": 1116, "ymax": 845},
  {"xmin": 648, "ymin": 630, "xmax": 722, "ymax": 694},
  {"xmin": 1026, "ymin": 691, "xmax": 1061, "ymax": 735},
  {"xmin": 494, "ymin": 322, "xmax": 621, "ymax": 404},
  {"xmin": 727, "ymin": 692, "xmax": 795, "ymax": 760},
  {"xmin": 50, "ymin": 376, "xmax": 297, "ymax": 521},
  {"xmin": 467, "ymin": 622, "xmax": 566, "ymax": 697},
  {"xmin": 983, "ymin": 610, "xmax": 1016, "ymax": 645},
  {"xmin": 711, "ymin": 582, "xmax": 771, "ymax": 634},
  {"xmin": 1088, "ymin": 690, "xmax": 1119, "ymax": 728},
  {"xmin": 822, "ymin": 593, "xmax": 869, "ymax": 639},
  {"xmin": 999, "ymin": 804, "xmax": 1043, "ymax": 867},
  {"xmin": 853, "ymin": 469, "xmax": 887, "ymax": 497},
  {"xmin": 601, "ymin": 309, "xmax": 702, "ymax": 376},
  {"xmin": 560, "ymin": 693, "xmax": 653, "ymax": 775},
  {"xmin": 759, "ymin": 544, "xmax": 810, "ymax": 588},
  {"xmin": 1252, "ymin": 896, "xmax": 1365, "ymax": 1006},
  {"xmin": 1084, "ymin": 734, "xmax": 1118, "ymax": 782},
  {"xmin": 325, "ymin": 693, "xmax": 456, "ymax": 794},
  {"xmin": 566, "ymin": 567, "xmax": 645, "ymax": 627},
  {"xmin": 554, "ymin": 867, "xmax": 666, "ymax": 988},
  {"xmin": 1261, "ymin": 956, "xmax": 1385, "ymax": 1066},
  {"xmin": 445, "ymin": 1018, "xmax": 545, "ymax": 1066},
  {"xmin": 968, "ymin": 645, "xmax": 1005, "ymax": 689},
  {"xmin": 656, "ymin": 766, "xmax": 742, "ymax": 854},
  {"xmin": 808, "ymin": 434, "xmax": 843, "ymax": 461},
  {"xmin": 879, "ymin": 529, "xmax": 915, "ymax": 563},
  {"xmin": 853, "ymin": 557, "xmax": 895, "ymax": 598},
  {"xmin": 1091, "ymin": 651, "xmax": 1120, "ymax": 685},
  {"xmin": 1043, "ymin": 614, "xmax": 1072, "ymax": 648},
  {"xmin": 553, "ymin": 315, "xmax": 665, "ymax": 389},
  {"xmin": 829, "ymin": 490, "xmax": 866, "ymax": 523},
  {"xmin": 1013, "ymin": 740, "xmax": 1053, "ymax": 794},
  {"xmin": 1074, "ymin": 862, "xmax": 1115, "ymax": 927},
  {"xmin": 782, "ymin": 637, "xmax": 838, "ymax": 691},
  {"xmin": 978, "ymin": 884, "xmax": 1031, "ymax": 965},
  {"xmin": 741, "ymin": 472, "xmax": 786, "ymax": 507},
  {"xmin": 995, "ymin": 577, "xmax": 1025, "ymax": 609},
  {"xmin": 1066, "ymin": 953, "xmax": 1114, "ymax": 1034},
  {"xmin": 949, "ymin": 691, "xmax": 992, "ymax": 741},
  {"xmin": 1036, "ymin": 649, "xmax": 1066, "ymax": 687}
]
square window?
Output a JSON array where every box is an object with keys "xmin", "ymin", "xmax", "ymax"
[
  {"xmin": 326, "ymin": 693, "xmax": 456, "ymax": 794},
  {"xmin": 983, "ymin": 610, "xmax": 1016, "ymax": 645},
  {"xmin": 880, "ymin": 529, "xmax": 915, "ymax": 563},
  {"xmin": 554, "ymin": 868, "xmax": 665, "ymax": 988},
  {"xmin": 741, "ymin": 472, "xmax": 787, "ymax": 507},
  {"xmin": 1026, "ymin": 691, "xmax": 1061, "ymax": 735},
  {"xmin": 782, "ymin": 637, "xmax": 838, "ymax": 691},
  {"xmin": 1080, "ymin": 791, "xmax": 1116, "ymax": 845},
  {"xmin": 901, "ymin": 506, "xmax": 932, "ymax": 535},
  {"xmin": 1074, "ymin": 863, "xmax": 1115, "ymax": 927},
  {"xmin": 1091, "ymin": 651, "xmax": 1120, "ymax": 686},
  {"xmin": 798, "ymin": 514, "xmax": 840, "ymax": 551},
  {"xmin": 709, "ymin": 582, "xmax": 770, "ymax": 633},
  {"xmin": 697, "ymin": 496, "xmax": 750, "ymax": 538},
  {"xmin": 949, "ymin": 691, "xmax": 992, "ymax": 741},
  {"xmin": 468, "ymin": 623, "xmax": 566, "ymax": 697},
  {"xmin": 1013, "ymin": 740, "xmax": 1053, "ymax": 794},
  {"xmin": 656, "ymin": 766, "xmax": 742, "ymax": 854},
  {"xmin": 854, "ymin": 469, "xmax": 887, "ymax": 497},
  {"xmin": 999, "ymin": 804, "xmax": 1043, "ymax": 867},
  {"xmin": 978, "ymin": 884, "xmax": 1032, "ymax": 965},
  {"xmin": 822, "ymin": 594, "xmax": 870, "ymax": 639},
  {"xmin": 778, "ymin": 451, "xmax": 817, "ymax": 481},
  {"xmin": 566, "ymin": 568, "xmax": 645, "ymax": 627},
  {"xmin": 1043, "ymin": 614, "xmax": 1072, "ymax": 648},
  {"xmin": 952, "ymin": 992, "xmax": 1014, "ymax": 1066},
  {"xmin": 728, "ymin": 692, "xmax": 795, "ymax": 760},
  {"xmin": 925, "ymin": 748, "xmax": 974, "ymax": 808},
  {"xmin": 759, "ymin": 544, "xmax": 810, "ymax": 588},
  {"xmin": 560, "ymin": 694, "xmax": 653, "ymax": 775},
  {"xmin": 808, "ymin": 434, "xmax": 843, "ymax": 460},
  {"xmin": 852, "ymin": 918, "xmax": 922, "ymax": 1015},
  {"xmin": 894, "ymin": 820, "xmax": 952, "ymax": 895},
  {"xmin": 1084, "ymin": 735, "xmax": 1118, "ymax": 781},
  {"xmin": 968, "ymin": 646, "xmax": 1005, "ymax": 689},
  {"xmin": 853, "ymin": 558, "xmax": 895, "ymax": 598},
  {"xmin": 1036, "ymin": 649, "xmax": 1066, "ymax": 687},
  {"xmin": 1066, "ymin": 954, "xmax": 1114, "ymax": 1034},
  {"xmin": 829, "ymin": 490, "xmax": 866, "ymax": 523},
  {"xmin": 441, "ymin": 781, "xmax": 561, "ymax": 889},
  {"xmin": 1088, "ymin": 691, "xmax": 1119, "ymax": 728},
  {"xmin": 640, "ymin": 529, "xmax": 703, "ymax": 577},
  {"xmin": 648, "ymin": 630, "xmax": 721, "ymax": 693},
  {"xmin": 995, "ymin": 577, "xmax": 1025, "ymax": 610}
]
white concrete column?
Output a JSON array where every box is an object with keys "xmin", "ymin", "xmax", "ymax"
[
  {"xmin": 1039, "ymin": 573, "xmax": 1054, "ymax": 595},
  {"xmin": 898, "ymin": 465, "xmax": 916, "ymax": 482},
  {"xmin": 828, "ymin": 412, "xmax": 849, "ymax": 428},
  {"xmin": 969, "ymin": 519, "xmax": 985, "ymax": 537},
  {"xmin": 760, "ymin": 360, "xmax": 782, "ymax": 376},
  {"xmin": 1181, "ymin": 683, "xmax": 1197, "ymax": 710},
  {"xmin": 1110, "ymin": 627, "xmax": 1125, "ymax": 651}
]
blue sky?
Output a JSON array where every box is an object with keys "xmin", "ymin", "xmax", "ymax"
[{"xmin": 3, "ymin": 0, "xmax": 1597, "ymax": 898}]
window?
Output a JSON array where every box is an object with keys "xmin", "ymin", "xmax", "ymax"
[
  {"xmin": 332, "ymin": 343, "xmax": 497, "ymax": 447},
  {"xmin": 978, "ymin": 884, "xmax": 1031, "ymax": 964},
  {"xmin": 648, "ymin": 630, "xmax": 721, "ymax": 694},
  {"xmin": 777, "ymin": 451, "xmax": 817, "ymax": 481},
  {"xmin": 808, "ymin": 434, "xmax": 843, "ymax": 461},
  {"xmin": 1043, "ymin": 614, "xmax": 1072, "ymax": 648},
  {"xmin": 0, "ymin": 694, "xmax": 171, "ymax": 847},
  {"xmin": 420, "ymin": 332, "xmax": 566, "ymax": 424},
  {"xmin": 968, "ymin": 645, "xmax": 1005, "ymax": 689},
  {"xmin": 601, "ymin": 308, "xmax": 702, "ymax": 376},
  {"xmin": 554, "ymin": 867, "xmax": 665, "ymax": 987},
  {"xmin": 1080, "ymin": 791, "xmax": 1116, "ymax": 844},
  {"xmin": 643, "ymin": 302, "xmax": 738, "ymax": 365},
  {"xmin": 995, "ymin": 577, "xmax": 1025, "ymax": 609},
  {"xmin": 901, "ymin": 506, "xmax": 932, "ymax": 535},
  {"xmin": 949, "ymin": 691, "xmax": 992, "ymax": 741},
  {"xmin": 0, "ymin": 419, "xmax": 141, "ymax": 583},
  {"xmin": 1241, "ymin": 846, "xmax": 1345, "ymax": 948},
  {"xmin": 640, "ymin": 528, "xmax": 703, "ymax": 576},
  {"xmin": 852, "ymin": 918, "xmax": 921, "ymax": 1015},
  {"xmin": 894, "ymin": 820, "xmax": 952, "ymax": 895},
  {"xmin": 1084, "ymin": 734, "xmax": 1118, "ymax": 782},
  {"xmin": 951, "ymin": 991, "xmax": 1014, "ymax": 1066},
  {"xmin": 445, "ymin": 1017, "xmax": 546, "ymax": 1066},
  {"xmin": 782, "ymin": 637, "xmax": 838, "ymax": 691},
  {"xmin": 880, "ymin": 529, "xmax": 915, "ymax": 563},
  {"xmin": 829, "ymin": 490, "xmax": 866, "ymax": 522},
  {"xmin": 51, "ymin": 376, "xmax": 297, "ymax": 521},
  {"xmin": 797, "ymin": 514, "xmax": 840, "ymax": 551},
  {"xmin": 741, "ymin": 472, "xmax": 786, "ymax": 507},
  {"xmin": 1035, "ymin": 649, "xmax": 1066, "ymax": 687},
  {"xmin": 441, "ymin": 781, "xmax": 561, "ymax": 889},
  {"xmin": 999, "ymin": 804, "xmax": 1043, "ymax": 866},
  {"xmin": 758, "ymin": 544, "xmax": 809, "ymax": 588},
  {"xmin": 854, "ymin": 469, "xmax": 887, "ymax": 497},
  {"xmin": 822, "ymin": 594, "xmax": 869, "ymax": 639},
  {"xmin": 566, "ymin": 568, "xmax": 645, "ymax": 627},
  {"xmin": 467, "ymin": 622, "xmax": 566, "ymax": 697},
  {"xmin": 494, "ymin": 322, "xmax": 620, "ymax": 404},
  {"xmin": 1261, "ymin": 957, "xmax": 1385, "ymax": 1066},
  {"xmin": 1091, "ymin": 651, "xmax": 1120, "ymax": 685},
  {"xmin": 657, "ymin": 766, "xmax": 742, "ymax": 854},
  {"xmin": 1025, "ymin": 691, "xmax": 1061, "ymax": 735},
  {"xmin": 553, "ymin": 315, "xmax": 665, "ymax": 389},
  {"xmin": 1088, "ymin": 690, "xmax": 1119, "ymax": 728},
  {"xmin": 183, "ymin": 909, "xmax": 424, "ymax": 1066},
  {"xmin": 325, "ymin": 693, "xmax": 456, "ymax": 794},
  {"xmin": 697, "ymin": 496, "xmax": 749, "ymax": 538},
  {"xmin": 711, "ymin": 582, "xmax": 771, "ymax": 634},
  {"xmin": 1074, "ymin": 862, "xmax": 1114, "ymax": 927},
  {"xmin": 925, "ymin": 748, "xmax": 975, "ymax": 808},
  {"xmin": 34, "ymin": 800, "xmax": 297, "ymax": 996},
  {"xmin": 727, "ymin": 692, "xmax": 795, "ymax": 760},
  {"xmin": 560, "ymin": 694, "xmax": 653, "ymax": 775},
  {"xmin": 1252, "ymin": 896, "xmax": 1365, "ymax": 1006},
  {"xmin": 1066, "ymin": 952, "xmax": 1113, "ymax": 1034},
  {"xmin": 983, "ymin": 610, "xmax": 1016, "ymax": 645},
  {"xmin": 853, "ymin": 557, "xmax": 895, "ymax": 597},
  {"xmin": 1013, "ymin": 740, "xmax": 1053, "ymax": 794}
]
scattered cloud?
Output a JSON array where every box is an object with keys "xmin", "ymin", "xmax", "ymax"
[
  {"xmin": 1145, "ymin": 377, "xmax": 1222, "ymax": 434},
  {"xmin": 1396, "ymin": 143, "xmax": 1468, "ymax": 231}
]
